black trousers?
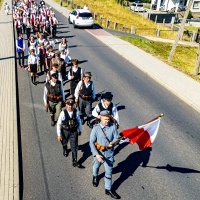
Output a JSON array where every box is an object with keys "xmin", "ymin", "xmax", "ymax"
[
  {"xmin": 52, "ymin": 25, "xmax": 57, "ymax": 38},
  {"xmin": 61, "ymin": 129, "xmax": 78, "ymax": 153},
  {"xmin": 17, "ymin": 52, "xmax": 24, "ymax": 66},
  {"xmin": 16, "ymin": 28, "xmax": 22, "ymax": 37},
  {"xmin": 26, "ymin": 27, "xmax": 31, "ymax": 39},
  {"xmin": 70, "ymin": 81, "xmax": 78, "ymax": 98}
]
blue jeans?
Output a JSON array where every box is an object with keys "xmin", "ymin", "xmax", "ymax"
[{"xmin": 93, "ymin": 156, "xmax": 114, "ymax": 190}]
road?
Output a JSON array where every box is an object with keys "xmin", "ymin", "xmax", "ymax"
[{"xmin": 17, "ymin": 4, "xmax": 200, "ymax": 200}]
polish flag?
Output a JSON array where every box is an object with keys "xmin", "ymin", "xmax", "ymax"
[{"xmin": 121, "ymin": 117, "xmax": 161, "ymax": 150}]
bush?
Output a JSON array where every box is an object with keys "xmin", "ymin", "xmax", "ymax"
[{"xmin": 187, "ymin": 11, "xmax": 193, "ymax": 19}]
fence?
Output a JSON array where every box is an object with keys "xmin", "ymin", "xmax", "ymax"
[{"xmin": 64, "ymin": 0, "xmax": 197, "ymax": 42}]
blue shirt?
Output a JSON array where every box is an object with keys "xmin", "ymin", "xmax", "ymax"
[{"xmin": 90, "ymin": 122, "xmax": 119, "ymax": 158}]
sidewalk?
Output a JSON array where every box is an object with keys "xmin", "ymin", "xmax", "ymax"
[
  {"xmin": 144, "ymin": 36, "xmax": 199, "ymax": 47},
  {"xmin": 0, "ymin": 0, "xmax": 19, "ymax": 200},
  {"xmin": 48, "ymin": 0, "xmax": 200, "ymax": 113}
]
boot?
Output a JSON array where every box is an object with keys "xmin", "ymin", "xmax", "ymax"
[
  {"xmin": 72, "ymin": 152, "xmax": 80, "ymax": 168},
  {"xmin": 105, "ymin": 189, "xmax": 121, "ymax": 199},
  {"xmin": 86, "ymin": 117, "xmax": 93, "ymax": 128},
  {"xmin": 51, "ymin": 116, "xmax": 55, "ymax": 126},
  {"xmin": 63, "ymin": 146, "xmax": 68, "ymax": 157},
  {"xmin": 92, "ymin": 176, "xmax": 99, "ymax": 187}
]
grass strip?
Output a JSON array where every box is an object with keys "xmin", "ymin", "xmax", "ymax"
[{"xmin": 119, "ymin": 36, "xmax": 200, "ymax": 82}]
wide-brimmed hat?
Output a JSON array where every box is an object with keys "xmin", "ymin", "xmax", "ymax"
[
  {"xmin": 102, "ymin": 92, "xmax": 113, "ymax": 100},
  {"xmin": 65, "ymin": 99, "xmax": 74, "ymax": 106},
  {"xmin": 83, "ymin": 72, "xmax": 92, "ymax": 77}
]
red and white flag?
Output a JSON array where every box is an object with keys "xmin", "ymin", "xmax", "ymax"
[{"xmin": 120, "ymin": 117, "xmax": 161, "ymax": 150}]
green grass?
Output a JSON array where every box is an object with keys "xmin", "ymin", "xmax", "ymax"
[
  {"xmin": 0, "ymin": 0, "xmax": 3, "ymax": 9},
  {"xmin": 119, "ymin": 36, "xmax": 200, "ymax": 82},
  {"xmin": 184, "ymin": 26, "xmax": 200, "ymax": 32}
]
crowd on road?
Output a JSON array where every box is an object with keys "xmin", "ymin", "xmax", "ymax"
[{"xmin": 13, "ymin": 0, "xmax": 122, "ymax": 198}]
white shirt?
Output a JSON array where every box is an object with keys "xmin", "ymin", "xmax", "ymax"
[
  {"xmin": 28, "ymin": 54, "xmax": 38, "ymax": 64},
  {"xmin": 92, "ymin": 100, "xmax": 119, "ymax": 124},
  {"xmin": 45, "ymin": 40, "xmax": 55, "ymax": 48},
  {"xmin": 74, "ymin": 80, "xmax": 96, "ymax": 100},
  {"xmin": 43, "ymin": 80, "xmax": 65, "ymax": 104},
  {"xmin": 57, "ymin": 109, "xmax": 82, "ymax": 136},
  {"xmin": 60, "ymin": 53, "xmax": 71, "ymax": 64}
]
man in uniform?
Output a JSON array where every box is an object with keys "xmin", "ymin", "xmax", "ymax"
[
  {"xmin": 57, "ymin": 99, "xmax": 82, "ymax": 167},
  {"xmin": 43, "ymin": 72, "xmax": 65, "ymax": 126},
  {"xmin": 90, "ymin": 110, "xmax": 121, "ymax": 199},
  {"xmin": 74, "ymin": 72, "xmax": 96, "ymax": 127},
  {"xmin": 68, "ymin": 59, "xmax": 83, "ymax": 99},
  {"xmin": 92, "ymin": 92, "xmax": 119, "ymax": 128}
]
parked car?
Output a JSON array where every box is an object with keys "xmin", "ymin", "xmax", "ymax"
[
  {"xmin": 130, "ymin": 2, "xmax": 145, "ymax": 12},
  {"xmin": 68, "ymin": 9, "xmax": 94, "ymax": 28}
]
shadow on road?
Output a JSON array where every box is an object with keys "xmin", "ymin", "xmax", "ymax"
[
  {"xmin": 112, "ymin": 147, "xmax": 152, "ymax": 190},
  {"xmin": 0, "ymin": 56, "xmax": 15, "ymax": 60},
  {"xmin": 78, "ymin": 141, "xmax": 92, "ymax": 164},
  {"xmin": 147, "ymin": 164, "xmax": 200, "ymax": 173}
]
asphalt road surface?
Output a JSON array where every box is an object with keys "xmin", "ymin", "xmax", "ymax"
[{"xmin": 17, "ymin": 4, "xmax": 200, "ymax": 200}]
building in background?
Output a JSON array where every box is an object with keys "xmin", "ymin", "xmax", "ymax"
[{"xmin": 151, "ymin": 0, "xmax": 200, "ymax": 13}]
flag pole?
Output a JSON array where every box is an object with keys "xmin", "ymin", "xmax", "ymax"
[
  {"xmin": 144, "ymin": 113, "xmax": 164, "ymax": 125},
  {"xmin": 110, "ymin": 113, "xmax": 164, "ymax": 146}
]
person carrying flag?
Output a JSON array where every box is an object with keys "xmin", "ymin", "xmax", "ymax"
[{"xmin": 90, "ymin": 110, "xmax": 121, "ymax": 199}]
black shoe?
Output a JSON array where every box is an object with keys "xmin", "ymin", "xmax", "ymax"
[
  {"xmin": 63, "ymin": 149, "xmax": 68, "ymax": 157},
  {"xmin": 92, "ymin": 176, "xmax": 99, "ymax": 187},
  {"xmin": 87, "ymin": 121, "xmax": 93, "ymax": 128},
  {"xmin": 72, "ymin": 160, "xmax": 81, "ymax": 168},
  {"xmin": 105, "ymin": 190, "xmax": 121, "ymax": 199}
]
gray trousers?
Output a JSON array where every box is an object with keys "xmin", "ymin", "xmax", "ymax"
[
  {"xmin": 48, "ymin": 101, "xmax": 62, "ymax": 121},
  {"xmin": 78, "ymin": 97, "xmax": 92, "ymax": 117},
  {"xmin": 93, "ymin": 156, "xmax": 114, "ymax": 190}
]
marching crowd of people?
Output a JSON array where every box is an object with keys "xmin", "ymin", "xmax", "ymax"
[{"xmin": 13, "ymin": 0, "xmax": 122, "ymax": 198}]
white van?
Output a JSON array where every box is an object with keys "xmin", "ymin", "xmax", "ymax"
[{"xmin": 130, "ymin": 2, "xmax": 144, "ymax": 12}]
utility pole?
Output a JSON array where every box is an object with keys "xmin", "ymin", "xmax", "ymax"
[
  {"xmin": 194, "ymin": 43, "xmax": 200, "ymax": 75},
  {"xmin": 168, "ymin": 0, "xmax": 194, "ymax": 62}
]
